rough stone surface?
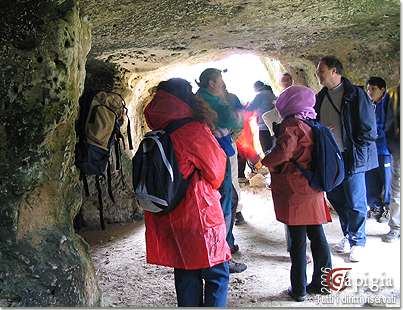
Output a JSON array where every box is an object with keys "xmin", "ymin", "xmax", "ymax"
[
  {"xmin": 0, "ymin": 0, "xmax": 100, "ymax": 306},
  {"xmin": 79, "ymin": 0, "xmax": 400, "ymax": 86}
]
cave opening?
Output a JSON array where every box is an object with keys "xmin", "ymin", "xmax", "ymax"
[{"xmin": 75, "ymin": 51, "xmax": 400, "ymax": 307}]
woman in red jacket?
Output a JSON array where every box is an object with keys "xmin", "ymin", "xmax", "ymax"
[
  {"xmin": 261, "ymin": 85, "xmax": 332, "ymax": 302},
  {"xmin": 143, "ymin": 78, "xmax": 231, "ymax": 307}
]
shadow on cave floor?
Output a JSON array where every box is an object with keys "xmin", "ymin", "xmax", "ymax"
[{"xmin": 80, "ymin": 185, "xmax": 400, "ymax": 307}]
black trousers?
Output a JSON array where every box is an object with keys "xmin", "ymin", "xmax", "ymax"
[
  {"xmin": 259, "ymin": 130, "xmax": 274, "ymax": 154},
  {"xmin": 287, "ymin": 225, "xmax": 332, "ymax": 296},
  {"xmin": 238, "ymin": 153, "xmax": 247, "ymax": 178}
]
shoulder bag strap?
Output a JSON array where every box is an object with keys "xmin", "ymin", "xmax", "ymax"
[{"xmin": 325, "ymin": 91, "xmax": 341, "ymax": 115}]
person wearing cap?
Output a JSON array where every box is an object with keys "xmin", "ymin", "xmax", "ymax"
[
  {"xmin": 246, "ymin": 81, "xmax": 277, "ymax": 154},
  {"xmin": 261, "ymin": 85, "xmax": 332, "ymax": 302},
  {"xmin": 196, "ymin": 68, "xmax": 247, "ymax": 274},
  {"xmin": 143, "ymin": 78, "xmax": 231, "ymax": 306}
]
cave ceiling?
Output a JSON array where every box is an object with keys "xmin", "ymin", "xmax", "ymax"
[{"xmin": 79, "ymin": 0, "xmax": 400, "ymax": 76}]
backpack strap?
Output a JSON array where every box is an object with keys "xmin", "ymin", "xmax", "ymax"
[
  {"xmin": 119, "ymin": 163, "xmax": 127, "ymax": 188},
  {"xmin": 95, "ymin": 176, "xmax": 106, "ymax": 230},
  {"xmin": 125, "ymin": 107, "xmax": 133, "ymax": 150},
  {"xmin": 114, "ymin": 139, "xmax": 121, "ymax": 170},
  {"xmin": 106, "ymin": 160, "xmax": 115, "ymax": 203},
  {"xmin": 107, "ymin": 91, "xmax": 133, "ymax": 150},
  {"xmin": 164, "ymin": 118, "xmax": 194, "ymax": 134},
  {"xmin": 290, "ymin": 118, "xmax": 315, "ymax": 180},
  {"xmin": 80, "ymin": 172, "xmax": 90, "ymax": 197}
]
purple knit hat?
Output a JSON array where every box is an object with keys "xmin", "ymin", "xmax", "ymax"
[{"xmin": 275, "ymin": 85, "xmax": 317, "ymax": 120}]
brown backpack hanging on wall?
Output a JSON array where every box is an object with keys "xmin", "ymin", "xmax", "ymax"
[{"xmin": 75, "ymin": 91, "xmax": 133, "ymax": 230}]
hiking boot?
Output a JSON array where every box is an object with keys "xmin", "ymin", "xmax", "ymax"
[
  {"xmin": 235, "ymin": 212, "xmax": 246, "ymax": 225},
  {"xmin": 230, "ymin": 244, "xmax": 239, "ymax": 254},
  {"xmin": 333, "ymin": 236, "xmax": 351, "ymax": 254},
  {"xmin": 229, "ymin": 260, "xmax": 247, "ymax": 273},
  {"xmin": 287, "ymin": 287, "xmax": 306, "ymax": 302},
  {"xmin": 382, "ymin": 230, "xmax": 400, "ymax": 243},
  {"xmin": 349, "ymin": 245, "xmax": 364, "ymax": 262},
  {"xmin": 376, "ymin": 208, "xmax": 390, "ymax": 223}
]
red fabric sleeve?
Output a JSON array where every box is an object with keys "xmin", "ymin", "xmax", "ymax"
[
  {"xmin": 175, "ymin": 122, "xmax": 226, "ymax": 189},
  {"xmin": 261, "ymin": 125, "xmax": 298, "ymax": 171}
]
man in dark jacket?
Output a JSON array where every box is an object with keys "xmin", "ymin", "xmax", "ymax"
[
  {"xmin": 365, "ymin": 77, "xmax": 393, "ymax": 223},
  {"xmin": 315, "ymin": 56, "xmax": 378, "ymax": 262}
]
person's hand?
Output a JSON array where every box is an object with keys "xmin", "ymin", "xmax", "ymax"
[
  {"xmin": 254, "ymin": 161, "xmax": 263, "ymax": 170},
  {"xmin": 328, "ymin": 125, "xmax": 336, "ymax": 133}
]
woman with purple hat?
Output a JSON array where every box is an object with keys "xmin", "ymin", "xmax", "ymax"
[{"xmin": 261, "ymin": 85, "xmax": 332, "ymax": 302}]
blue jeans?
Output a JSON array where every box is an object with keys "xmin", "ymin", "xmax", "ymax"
[
  {"xmin": 288, "ymin": 225, "xmax": 332, "ymax": 296},
  {"xmin": 219, "ymin": 158, "xmax": 234, "ymax": 247},
  {"xmin": 226, "ymin": 184, "xmax": 238, "ymax": 250},
  {"xmin": 327, "ymin": 172, "xmax": 367, "ymax": 246},
  {"xmin": 174, "ymin": 262, "xmax": 229, "ymax": 307},
  {"xmin": 366, "ymin": 154, "xmax": 393, "ymax": 208}
]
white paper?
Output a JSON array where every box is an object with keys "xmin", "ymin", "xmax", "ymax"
[{"xmin": 262, "ymin": 108, "xmax": 282, "ymax": 136}]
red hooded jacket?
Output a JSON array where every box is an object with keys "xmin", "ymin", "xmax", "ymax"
[
  {"xmin": 143, "ymin": 90, "xmax": 231, "ymax": 269},
  {"xmin": 262, "ymin": 117, "xmax": 331, "ymax": 225}
]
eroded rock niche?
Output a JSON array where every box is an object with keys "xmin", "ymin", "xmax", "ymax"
[
  {"xmin": 73, "ymin": 58, "xmax": 143, "ymax": 231},
  {"xmin": 75, "ymin": 51, "xmax": 322, "ymax": 229},
  {"xmin": 0, "ymin": 0, "xmax": 100, "ymax": 306}
]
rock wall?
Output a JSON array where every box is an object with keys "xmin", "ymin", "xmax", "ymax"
[{"xmin": 0, "ymin": 0, "xmax": 100, "ymax": 306}]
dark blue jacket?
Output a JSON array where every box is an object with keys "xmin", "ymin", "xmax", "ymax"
[
  {"xmin": 246, "ymin": 89, "xmax": 276, "ymax": 130},
  {"xmin": 373, "ymin": 93, "xmax": 393, "ymax": 156},
  {"xmin": 315, "ymin": 77, "xmax": 378, "ymax": 175}
]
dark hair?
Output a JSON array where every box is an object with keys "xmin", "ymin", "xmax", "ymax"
[
  {"xmin": 282, "ymin": 72, "xmax": 293, "ymax": 80},
  {"xmin": 156, "ymin": 78, "xmax": 217, "ymax": 129},
  {"xmin": 192, "ymin": 97, "xmax": 218, "ymax": 130},
  {"xmin": 196, "ymin": 68, "xmax": 222, "ymax": 88},
  {"xmin": 254, "ymin": 80, "xmax": 272, "ymax": 92},
  {"xmin": 319, "ymin": 56, "xmax": 344, "ymax": 75},
  {"xmin": 157, "ymin": 78, "xmax": 196, "ymax": 107},
  {"xmin": 366, "ymin": 76, "xmax": 386, "ymax": 89},
  {"xmin": 254, "ymin": 81, "xmax": 265, "ymax": 89}
]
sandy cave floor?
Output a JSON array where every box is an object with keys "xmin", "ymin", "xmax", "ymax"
[{"xmin": 81, "ymin": 185, "xmax": 400, "ymax": 308}]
